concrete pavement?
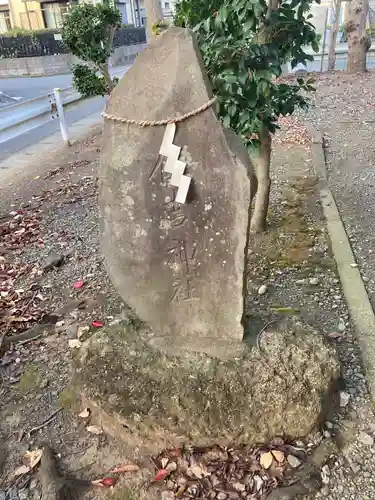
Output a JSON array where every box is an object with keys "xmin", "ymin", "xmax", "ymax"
[
  {"xmin": 0, "ymin": 111, "xmax": 102, "ymax": 178},
  {"xmin": 0, "ymin": 95, "xmax": 106, "ymax": 163}
]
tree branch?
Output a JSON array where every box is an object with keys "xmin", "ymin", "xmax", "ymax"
[
  {"xmin": 266, "ymin": 0, "xmax": 279, "ymax": 20},
  {"xmin": 97, "ymin": 62, "xmax": 114, "ymax": 91},
  {"xmin": 107, "ymin": 25, "xmax": 116, "ymax": 53}
]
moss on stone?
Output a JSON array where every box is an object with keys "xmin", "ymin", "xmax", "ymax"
[
  {"xmin": 75, "ymin": 315, "xmax": 340, "ymax": 452},
  {"xmin": 57, "ymin": 388, "xmax": 77, "ymax": 410}
]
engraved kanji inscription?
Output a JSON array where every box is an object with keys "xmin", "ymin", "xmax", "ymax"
[{"xmin": 165, "ymin": 239, "xmax": 198, "ymax": 303}]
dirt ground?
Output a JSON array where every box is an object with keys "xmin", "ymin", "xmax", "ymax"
[
  {"xmin": 0, "ymin": 101, "xmax": 373, "ymax": 500},
  {"xmin": 0, "ymin": 134, "xmax": 139, "ymax": 500}
]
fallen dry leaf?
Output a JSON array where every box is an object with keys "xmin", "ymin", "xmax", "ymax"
[
  {"xmin": 86, "ymin": 425, "xmax": 103, "ymax": 435},
  {"xmin": 92, "ymin": 477, "xmax": 117, "ymax": 487},
  {"xmin": 77, "ymin": 325, "xmax": 90, "ymax": 339},
  {"xmin": 73, "ymin": 280, "xmax": 85, "ymax": 289},
  {"xmin": 271, "ymin": 450, "xmax": 285, "ymax": 463},
  {"xmin": 152, "ymin": 468, "xmax": 171, "ymax": 482},
  {"xmin": 175, "ymin": 485, "xmax": 187, "ymax": 497},
  {"xmin": 189, "ymin": 463, "xmax": 206, "ymax": 479},
  {"xmin": 68, "ymin": 339, "xmax": 82, "ymax": 349},
  {"xmin": 260, "ymin": 451, "xmax": 273, "ymax": 470},
  {"xmin": 326, "ymin": 331, "xmax": 343, "ymax": 339},
  {"xmin": 13, "ymin": 448, "xmax": 43, "ymax": 477},
  {"xmin": 24, "ymin": 449, "xmax": 43, "ymax": 469},
  {"xmin": 166, "ymin": 461, "xmax": 177, "ymax": 472},
  {"xmin": 78, "ymin": 408, "xmax": 90, "ymax": 418},
  {"xmin": 14, "ymin": 465, "xmax": 30, "ymax": 477},
  {"xmin": 111, "ymin": 463, "xmax": 140, "ymax": 474}
]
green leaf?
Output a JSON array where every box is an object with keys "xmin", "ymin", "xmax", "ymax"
[
  {"xmin": 239, "ymin": 71, "xmax": 248, "ymax": 85},
  {"xmin": 240, "ymin": 110, "xmax": 251, "ymax": 123},
  {"xmin": 243, "ymin": 18, "xmax": 255, "ymax": 32},
  {"xmin": 176, "ymin": 0, "xmax": 315, "ymax": 155},
  {"xmin": 224, "ymin": 73, "xmax": 238, "ymax": 83},
  {"xmin": 228, "ymin": 104, "xmax": 237, "ymax": 116},
  {"xmin": 218, "ymin": 5, "xmax": 229, "ymax": 22},
  {"xmin": 311, "ymin": 40, "xmax": 319, "ymax": 52},
  {"xmin": 222, "ymin": 115, "xmax": 231, "ymax": 128}
]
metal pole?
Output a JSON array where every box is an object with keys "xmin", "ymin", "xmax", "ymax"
[
  {"xmin": 53, "ymin": 88, "xmax": 70, "ymax": 145},
  {"xmin": 129, "ymin": 0, "xmax": 136, "ymax": 26},
  {"xmin": 135, "ymin": 0, "xmax": 141, "ymax": 26},
  {"xmin": 321, "ymin": 7, "xmax": 329, "ymax": 73}
]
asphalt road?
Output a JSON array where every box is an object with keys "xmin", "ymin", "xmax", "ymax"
[
  {"xmin": 0, "ymin": 73, "xmax": 75, "ymax": 103},
  {"xmin": 0, "ymin": 65, "xmax": 129, "ymax": 162},
  {"xmin": 0, "ymin": 65, "xmax": 129, "ymax": 104}
]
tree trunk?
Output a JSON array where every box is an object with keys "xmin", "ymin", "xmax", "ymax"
[
  {"xmin": 144, "ymin": 0, "xmax": 164, "ymax": 40},
  {"xmin": 345, "ymin": 0, "xmax": 369, "ymax": 72},
  {"xmin": 328, "ymin": 0, "xmax": 341, "ymax": 71},
  {"xmin": 98, "ymin": 63, "xmax": 115, "ymax": 92},
  {"xmin": 250, "ymin": 126, "xmax": 272, "ymax": 234},
  {"xmin": 249, "ymin": 0, "xmax": 277, "ymax": 234}
]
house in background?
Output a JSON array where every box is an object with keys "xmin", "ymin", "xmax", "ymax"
[
  {"xmin": 0, "ymin": 0, "xmax": 11, "ymax": 31},
  {"xmin": 4, "ymin": 0, "xmax": 71, "ymax": 31},
  {"xmin": 124, "ymin": 0, "xmax": 175, "ymax": 27},
  {"xmin": 0, "ymin": 0, "xmax": 174, "ymax": 32}
]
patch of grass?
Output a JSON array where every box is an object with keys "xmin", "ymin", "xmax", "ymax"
[
  {"xmin": 254, "ymin": 215, "xmax": 314, "ymax": 267},
  {"xmin": 251, "ymin": 179, "xmax": 326, "ymax": 268},
  {"xmin": 57, "ymin": 389, "xmax": 76, "ymax": 410},
  {"xmin": 19, "ymin": 366, "xmax": 40, "ymax": 395}
]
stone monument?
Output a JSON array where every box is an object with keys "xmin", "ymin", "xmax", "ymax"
[
  {"xmin": 76, "ymin": 27, "xmax": 340, "ymax": 453},
  {"xmin": 100, "ymin": 27, "xmax": 255, "ymax": 359}
]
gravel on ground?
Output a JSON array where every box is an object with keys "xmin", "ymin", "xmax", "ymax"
[
  {"xmin": 300, "ymin": 71, "xmax": 375, "ymax": 312},
  {"xmin": 0, "ymin": 75, "xmax": 375, "ymax": 500}
]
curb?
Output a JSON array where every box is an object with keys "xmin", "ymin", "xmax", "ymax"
[{"xmin": 307, "ymin": 121, "xmax": 375, "ymax": 402}]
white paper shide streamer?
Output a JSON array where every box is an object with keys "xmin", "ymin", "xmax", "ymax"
[{"xmin": 159, "ymin": 123, "xmax": 191, "ymax": 204}]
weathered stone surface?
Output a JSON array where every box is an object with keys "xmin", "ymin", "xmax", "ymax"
[
  {"xmin": 99, "ymin": 28, "xmax": 255, "ymax": 359},
  {"xmin": 76, "ymin": 316, "xmax": 340, "ymax": 454}
]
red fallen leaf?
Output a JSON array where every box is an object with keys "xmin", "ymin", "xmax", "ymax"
[
  {"xmin": 73, "ymin": 280, "xmax": 85, "ymax": 289},
  {"xmin": 92, "ymin": 477, "xmax": 117, "ymax": 487},
  {"xmin": 101, "ymin": 477, "xmax": 117, "ymax": 487},
  {"xmin": 92, "ymin": 320, "xmax": 104, "ymax": 328},
  {"xmin": 111, "ymin": 464, "xmax": 140, "ymax": 474},
  {"xmin": 152, "ymin": 469, "xmax": 171, "ymax": 482}
]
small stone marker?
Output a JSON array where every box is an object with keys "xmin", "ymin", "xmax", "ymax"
[{"xmin": 100, "ymin": 28, "xmax": 255, "ymax": 358}]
